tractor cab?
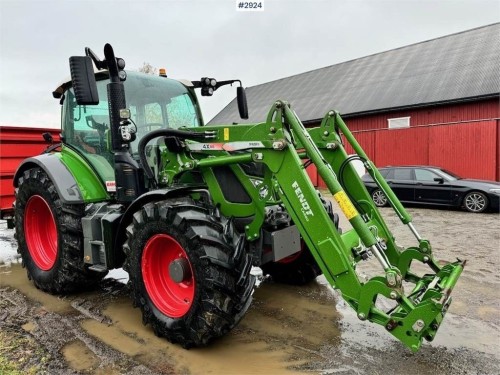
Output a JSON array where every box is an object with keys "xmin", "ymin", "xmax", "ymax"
[{"xmin": 56, "ymin": 71, "xmax": 203, "ymax": 184}]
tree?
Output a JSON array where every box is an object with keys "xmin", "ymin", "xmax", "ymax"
[{"xmin": 139, "ymin": 62, "xmax": 157, "ymax": 75}]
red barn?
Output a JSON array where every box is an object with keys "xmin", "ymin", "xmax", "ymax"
[{"xmin": 210, "ymin": 23, "xmax": 500, "ymax": 182}]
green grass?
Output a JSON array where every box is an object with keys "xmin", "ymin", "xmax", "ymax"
[
  {"xmin": 0, "ymin": 330, "xmax": 45, "ymax": 375},
  {"xmin": 0, "ymin": 347, "xmax": 23, "ymax": 375}
]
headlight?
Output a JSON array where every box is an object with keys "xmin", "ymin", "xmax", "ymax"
[{"xmin": 489, "ymin": 188, "xmax": 500, "ymax": 195}]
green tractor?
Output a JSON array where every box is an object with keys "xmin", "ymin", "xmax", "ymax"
[{"xmin": 14, "ymin": 44, "xmax": 464, "ymax": 351}]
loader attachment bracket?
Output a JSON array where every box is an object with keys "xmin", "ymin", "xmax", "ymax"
[{"xmin": 356, "ymin": 258, "xmax": 465, "ymax": 351}]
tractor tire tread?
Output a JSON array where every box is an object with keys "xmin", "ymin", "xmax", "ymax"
[
  {"xmin": 124, "ymin": 198, "xmax": 255, "ymax": 348},
  {"xmin": 15, "ymin": 167, "xmax": 106, "ymax": 294}
]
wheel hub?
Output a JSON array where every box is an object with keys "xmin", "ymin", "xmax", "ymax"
[{"xmin": 169, "ymin": 258, "xmax": 191, "ymax": 283}]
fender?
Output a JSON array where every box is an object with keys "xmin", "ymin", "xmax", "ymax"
[
  {"xmin": 112, "ymin": 184, "xmax": 209, "ymax": 266},
  {"xmin": 14, "ymin": 153, "xmax": 84, "ymax": 204}
]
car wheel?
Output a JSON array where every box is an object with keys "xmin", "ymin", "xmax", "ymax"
[
  {"xmin": 463, "ymin": 191, "xmax": 488, "ymax": 213},
  {"xmin": 372, "ymin": 189, "xmax": 388, "ymax": 207}
]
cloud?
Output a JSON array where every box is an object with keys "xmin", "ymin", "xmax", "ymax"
[{"xmin": 1, "ymin": 0, "xmax": 498, "ymax": 125}]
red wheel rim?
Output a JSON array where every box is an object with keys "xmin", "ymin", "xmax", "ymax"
[
  {"xmin": 142, "ymin": 234, "xmax": 195, "ymax": 318},
  {"xmin": 24, "ymin": 195, "xmax": 58, "ymax": 271}
]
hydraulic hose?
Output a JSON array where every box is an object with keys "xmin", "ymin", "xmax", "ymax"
[{"xmin": 138, "ymin": 129, "xmax": 206, "ymax": 187}]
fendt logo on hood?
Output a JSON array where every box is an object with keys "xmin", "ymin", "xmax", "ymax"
[{"xmin": 292, "ymin": 181, "xmax": 314, "ymax": 220}]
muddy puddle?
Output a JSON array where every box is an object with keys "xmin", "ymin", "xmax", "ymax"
[
  {"xmin": 1, "ymin": 207, "xmax": 500, "ymax": 374},
  {"xmin": 1, "ymin": 263, "xmax": 341, "ymax": 374},
  {"xmin": 1, "ymin": 260, "xmax": 499, "ymax": 375}
]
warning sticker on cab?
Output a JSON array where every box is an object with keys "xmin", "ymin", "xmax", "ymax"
[
  {"xmin": 333, "ymin": 190, "xmax": 358, "ymax": 220},
  {"xmin": 224, "ymin": 128, "xmax": 230, "ymax": 141},
  {"xmin": 106, "ymin": 181, "xmax": 116, "ymax": 192}
]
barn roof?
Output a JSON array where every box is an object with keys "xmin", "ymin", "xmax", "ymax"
[{"xmin": 209, "ymin": 23, "xmax": 500, "ymax": 125}]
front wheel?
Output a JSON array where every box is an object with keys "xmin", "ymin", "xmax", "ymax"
[
  {"xmin": 124, "ymin": 198, "xmax": 255, "ymax": 347},
  {"xmin": 463, "ymin": 191, "xmax": 488, "ymax": 213}
]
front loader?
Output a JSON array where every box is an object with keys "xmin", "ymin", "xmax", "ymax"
[{"xmin": 14, "ymin": 44, "xmax": 464, "ymax": 351}]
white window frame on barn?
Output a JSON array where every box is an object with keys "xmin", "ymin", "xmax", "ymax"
[{"xmin": 387, "ymin": 116, "xmax": 410, "ymax": 129}]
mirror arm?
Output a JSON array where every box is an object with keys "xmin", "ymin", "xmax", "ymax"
[
  {"xmin": 192, "ymin": 79, "xmax": 242, "ymax": 90},
  {"xmin": 85, "ymin": 47, "xmax": 106, "ymax": 70},
  {"xmin": 191, "ymin": 77, "xmax": 248, "ymax": 119},
  {"xmin": 214, "ymin": 80, "xmax": 242, "ymax": 91}
]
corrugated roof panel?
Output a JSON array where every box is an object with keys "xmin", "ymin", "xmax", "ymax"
[{"xmin": 210, "ymin": 23, "xmax": 500, "ymax": 125}]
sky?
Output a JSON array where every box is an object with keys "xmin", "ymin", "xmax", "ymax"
[{"xmin": 0, "ymin": 0, "xmax": 498, "ymax": 128}]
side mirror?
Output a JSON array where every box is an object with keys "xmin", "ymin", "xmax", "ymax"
[
  {"xmin": 237, "ymin": 86, "xmax": 248, "ymax": 119},
  {"xmin": 434, "ymin": 177, "xmax": 445, "ymax": 184},
  {"xmin": 69, "ymin": 56, "xmax": 99, "ymax": 105}
]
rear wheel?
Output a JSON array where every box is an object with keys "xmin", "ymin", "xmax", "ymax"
[
  {"xmin": 261, "ymin": 244, "xmax": 321, "ymax": 285},
  {"xmin": 15, "ymin": 167, "xmax": 106, "ymax": 293},
  {"xmin": 261, "ymin": 194, "xmax": 340, "ymax": 285},
  {"xmin": 124, "ymin": 198, "xmax": 255, "ymax": 347},
  {"xmin": 463, "ymin": 191, "xmax": 488, "ymax": 213}
]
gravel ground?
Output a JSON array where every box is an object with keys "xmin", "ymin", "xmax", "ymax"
[{"xmin": 0, "ymin": 204, "xmax": 499, "ymax": 374}]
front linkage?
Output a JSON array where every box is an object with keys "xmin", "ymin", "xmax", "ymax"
[{"xmin": 167, "ymin": 101, "xmax": 464, "ymax": 352}]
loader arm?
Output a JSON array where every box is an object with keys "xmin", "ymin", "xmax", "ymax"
[
  {"xmin": 161, "ymin": 101, "xmax": 464, "ymax": 352},
  {"xmin": 267, "ymin": 102, "xmax": 465, "ymax": 351}
]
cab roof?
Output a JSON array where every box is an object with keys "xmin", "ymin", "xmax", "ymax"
[{"xmin": 52, "ymin": 70, "xmax": 194, "ymax": 99}]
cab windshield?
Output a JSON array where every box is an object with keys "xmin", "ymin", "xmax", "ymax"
[{"xmin": 62, "ymin": 71, "xmax": 201, "ymax": 181}]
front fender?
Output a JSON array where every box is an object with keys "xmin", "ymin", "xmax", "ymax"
[{"xmin": 113, "ymin": 184, "xmax": 209, "ymax": 263}]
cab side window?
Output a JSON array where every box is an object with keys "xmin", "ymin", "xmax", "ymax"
[
  {"xmin": 63, "ymin": 80, "xmax": 115, "ymax": 182},
  {"xmin": 68, "ymin": 81, "xmax": 111, "ymax": 157}
]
